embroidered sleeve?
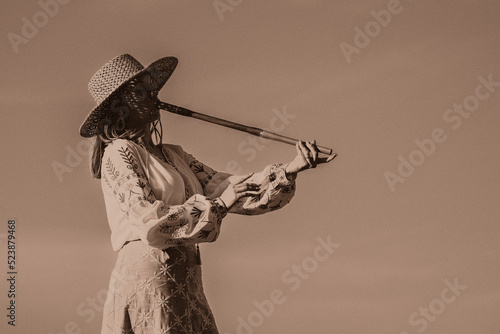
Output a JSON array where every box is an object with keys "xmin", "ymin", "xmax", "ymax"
[
  {"xmin": 102, "ymin": 139, "xmax": 228, "ymax": 249},
  {"xmin": 179, "ymin": 148, "xmax": 297, "ymax": 216},
  {"xmin": 228, "ymin": 163, "xmax": 297, "ymax": 215}
]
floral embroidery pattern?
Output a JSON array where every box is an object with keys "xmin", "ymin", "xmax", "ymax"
[
  {"xmin": 190, "ymin": 161, "xmax": 205, "ymax": 174},
  {"xmin": 118, "ymin": 146, "xmax": 138, "ymax": 170},
  {"xmin": 190, "ymin": 205, "xmax": 203, "ymax": 220},
  {"xmin": 167, "ymin": 211, "xmax": 180, "ymax": 221},
  {"xmin": 136, "ymin": 179, "xmax": 146, "ymax": 190},
  {"xmin": 159, "ymin": 223, "xmax": 190, "ymax": 237},
  {"xmin": 106, "ymin": 157, "xmax": 119, "ymax": 181},
  {"xmin": 153, "ymin": 197, "xmax": 224, "ymax": 245},
  {"xmin": 118, "ymin": 193, "xmax": 125, "ymax": 204},
  {"xmin": 101, "ymin": 242, "xmax": 219, "ymax": 333},
  {"xmin": 188, "ymin": 159, "xmax": 217, "ymax": 188},
  {"xmin": 102, "ymin": 173, "xmax": 111, "ymax": 189},
  {"xmin": 196, "ymin": 228, "xmax": 212, "ymax": 240}
]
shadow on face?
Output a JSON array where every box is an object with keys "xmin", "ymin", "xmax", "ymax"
[{"xmin": 121, "ymin": 73, "xmax": 161, "ymax": 124}]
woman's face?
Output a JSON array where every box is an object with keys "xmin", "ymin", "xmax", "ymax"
[{"xmin": 123, "ymin": 73, "xmax": 160, "ymax": 124}]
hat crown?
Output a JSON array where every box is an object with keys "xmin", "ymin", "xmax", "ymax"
[{"xmin": 88, "ymin": 54, "xmax": 144, "ymax": 104}]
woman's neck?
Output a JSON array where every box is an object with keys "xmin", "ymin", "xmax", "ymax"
[{"xmin": 139, "ymin": 124, "xmax": 162, "ymax": 153}]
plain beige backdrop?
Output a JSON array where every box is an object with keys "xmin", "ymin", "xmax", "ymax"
[{"xmin": 1, "ymin": 0, "xmax": 499, "ymax": 333}]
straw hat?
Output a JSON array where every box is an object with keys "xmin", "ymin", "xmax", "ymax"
[{"xmin": 79, "ymin": 54, "xmax": 178, "ymax": 138}]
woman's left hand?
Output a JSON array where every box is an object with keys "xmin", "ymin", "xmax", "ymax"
[{"xmin": 285, "ymin": 140, "xmax": 336, "ymax": 174}]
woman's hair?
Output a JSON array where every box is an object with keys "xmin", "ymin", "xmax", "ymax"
[
  {"xmin": 90, "ymin": 122, "xmax": 145, "ymax": 179},
  {"xmin": 90, "ymin": 79, "xmax": 159, "ymax": 179}
]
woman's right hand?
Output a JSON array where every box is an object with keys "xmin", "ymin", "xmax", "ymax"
[
  {"xmin": 285, "ymin": 140, "xmax": 336, "ymax": 174},
  {"xmin": 218, "ymin": 173, "xmax": 261, "ymax": 208}
]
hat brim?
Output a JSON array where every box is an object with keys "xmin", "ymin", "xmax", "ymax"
[{"xmin": 79, "ymin": 56, "xmax": 178, "ymax": 138}]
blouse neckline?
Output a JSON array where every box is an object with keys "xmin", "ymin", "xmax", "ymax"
[{"xmin": 137, "ymin": 142, "xmax": 177, "ymax": 170}]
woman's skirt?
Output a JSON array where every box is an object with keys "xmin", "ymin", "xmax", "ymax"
[{"xmin": 101, "ymin": 241, "xmax": 219, "ymax": 334}]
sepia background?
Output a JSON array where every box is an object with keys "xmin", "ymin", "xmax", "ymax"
[{"xmin": 1, "ymin": 0, "xmax": 500, "ymax": 333}]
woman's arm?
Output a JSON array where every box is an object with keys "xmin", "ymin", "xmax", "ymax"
[
  {"xmin": 102, "ymin": 139, "xmax": 233, "ymax": 249},
  {"xmin": 223, "ymin": 163, "xmax": 297, "ymax": 215},
  {"xmin": 177, "ymin": 140, "xmax": 335, "ymax": 215},
  {"xmin": 176, "ymin": 149, "xmax": 296, "ymax": 216}
]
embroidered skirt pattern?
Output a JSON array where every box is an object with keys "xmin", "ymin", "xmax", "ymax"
[{"xmin": 101, "ymin": 241, "xmax": 219, "ymax": 334}]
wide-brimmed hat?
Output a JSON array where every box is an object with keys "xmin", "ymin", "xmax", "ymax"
[{"xmin": 79, "ymin": 54, "xmax": 178, "ymax": 138}]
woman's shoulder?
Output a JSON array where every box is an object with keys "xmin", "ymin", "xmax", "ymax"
[
  {"xmin": 104, "ymin": 138, "xmax": 144, "ymax": 158},
  {"xmin": 162, "ymin": 143, "xmax": 184, "ymax": 154},
  {"xmin": 107, "ymin": 138, "xmax": 136, "ymax": 147},
  {"xmin": 161, "ymin": 143, "xmax": 192, "ymax": 164}
]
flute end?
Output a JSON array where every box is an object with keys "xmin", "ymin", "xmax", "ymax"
[{"xmin": 326, "ymin": 153, "xmax": 338, "ymax": 162}]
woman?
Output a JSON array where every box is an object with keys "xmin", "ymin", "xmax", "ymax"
[{"xmin": 80, "ymin": 54, "xmax": 335, "ymax": 334}]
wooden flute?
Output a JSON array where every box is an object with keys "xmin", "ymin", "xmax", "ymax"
[{"xmin": 158, "ymin": 101, "xmax": 336, "ymax": 156}]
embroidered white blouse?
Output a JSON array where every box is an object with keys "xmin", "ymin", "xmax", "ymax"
[{"xmin": 101, "ymin": 139, "xmax": 296, "ymax": 251}]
